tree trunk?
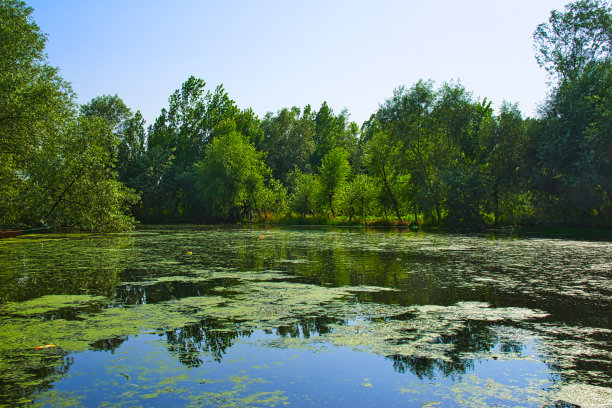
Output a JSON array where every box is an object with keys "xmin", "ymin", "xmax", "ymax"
[
  {"xmin": 493, "ymin": 183, "xmax": 500, "ymax": 225},
  {"xmin": 329, "ymin": 193, "xmax": 335, "ymax": 218},
  {"xmin": 379, "ymin": 167, "xmax": 402, "ymax": 221},
  {"xmin": 43, "ymin": 164, "xmax": 86, "ymax": 223}
]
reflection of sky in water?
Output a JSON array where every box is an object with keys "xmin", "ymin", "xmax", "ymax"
[
  {"xmin": 0, "ymin": 226, "xmax": 610, "ymax": 406},
  {"xmin": 43, "ymin": 331, "xmax": 553, "ymax": 407}
]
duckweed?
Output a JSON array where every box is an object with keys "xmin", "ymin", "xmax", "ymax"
[{"xmin": 0, "ymin": 226, "xmax": 610, "ymax": 407}]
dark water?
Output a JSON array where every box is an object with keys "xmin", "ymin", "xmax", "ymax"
[{"xmin": 0, "ymin": 226, "xmax": 610, "ymax": 407}]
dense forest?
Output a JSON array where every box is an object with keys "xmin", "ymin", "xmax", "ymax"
[{"xmin": 1, "ymin": 0, "xmax": 611, "ymax": 231}]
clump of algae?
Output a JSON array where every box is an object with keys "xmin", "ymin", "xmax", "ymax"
[
  {"xmin": 1, "ymin": 294, "xmax": 108, "ymax": 317},
  {"xmin": 300, "ymin": 301, "xmax": 549, "ymax": 362},
  {"xmin": 186, "ymin": 375, "xmax": 289, "ymax": 408},
  {"xmin": 550, "ymin": 383, "xmax": 612, "ymax": 408}
]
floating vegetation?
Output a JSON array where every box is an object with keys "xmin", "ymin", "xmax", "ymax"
[
  {"xmin": 550, "ymin": 383, "xmax": 612, "ymax": 407},
  {"xmin": 266, "ymin": 301, "xmax": 549, "ymax": 364},
  {"xmin": 343, "ymin": 285, "xmax": 402, "ymax": 292},
  {"xmin": 1, "ymin": 294, "xmax": 108, "ymax": 317},
  {"xmin": 0, "ymin": 226, "xmax": 610, "ymax": 407}
]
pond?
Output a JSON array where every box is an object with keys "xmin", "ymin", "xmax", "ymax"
[{"xmin": 0, "ymin": 226, "xmax": 610, "ymax": 407}]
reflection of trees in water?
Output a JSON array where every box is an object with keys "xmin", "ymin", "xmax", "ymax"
[
  {"xmin": 0, "ymin": 266, "xmax": 121, "ymax": 304},
  {"xmin": 163, "ymin": 315, "xmax": 343, "ymax": 368},
  {"xmin": 36, "ymin": 302, "xmax": 108, "ymax": 322},
  {"xmin": 90, "ymin": 336, "xmax": 130, "ymax": 352},
  {"xmin": 113, "ymin": 278, "xmax": 242, "ymax": 306},
  {"xmin": 3, "ymin": 229, "xmax": 609, "ymax": 402},
  {"xmin": 0, "ymin": 350, "xmax": 73, "ymax": 406},
  {"xmin": 387, "ymin": 322, "xmax": 497, "ymax": 379},
  {"xmin": 390, "ymin": 354, "xmax": 476, "ymax": 380},
  {"xmin": 538, "ymin": 328, "xmax": 611, "ymax": 389},
  {"xmin": 271, "ymin": 316, "xmax": 341, "ymax": 339},
  {"xmin": 0, "ymin": 235, "xmax": 133, "ymax": 303},
  {"xmin": 165, "ymin": 318, "xmax": 252, "ymax": 367}
]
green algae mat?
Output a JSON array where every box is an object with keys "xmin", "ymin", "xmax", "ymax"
[{"xmin": 0, "ymin": 226, "xmax": 610, "ymax": 407}]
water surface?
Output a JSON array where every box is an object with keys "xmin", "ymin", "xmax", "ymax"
[{"xmin": 0, "ymin": 226, "xmax": 610, "ymax": 407}]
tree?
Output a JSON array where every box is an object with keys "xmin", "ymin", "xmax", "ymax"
[
  {"xmin": 317, "ymin": 147, "xmax": 351, "ymax": 217},
  {"xmin": 584, "ymin": 61, "xmax": 612, "ymax": 210},
  {"xmin": 536, "ymin": 60, "xmax": 612, "ymax": 221},
  {"xmin": 196, "ymin": 131, "xmax": 271, "ymax": 221},
  {"xmin": 533, "ymin": 0, "xmax": 612, "ymax": 224},
  {"xmin": 433, "ymin": 82, "xmax": 494, "ymax": 227},
  {"xmin": 376, "ymin": 80, "xmax": 440, "ymax": 221},
  {"xmin": 80, "ymin": 94, "xmax": 148, "ymax": 184},
  {"xmin": 289, "ymin": 172, "xmax": 320, "ymax": 217},
  {"xmin": 534, "ymin": 0, "xmax": 612, "ymax": 83},
  {"xmin": 311, "ymin": 102, "xmax": 356, "ymax": 168},
  {"xmin": 339, "ymin": 174, "xmax": 379, "ymax": 221},
  {"xmin": 261, "ymin": 106, "xmax": 316, "ymax": 181},
  {"xmin": 81, "ymin": 94, "xmax": 131, "ymax": 134},
  {"xmin": 481, "ymin": 102, "xmax": 530, "ymax": 224},
  {"xmin": 254, "ymin": 179, "xmax": 288, "ymax": 221},
  {"xmin": 363, "ymin": 118, "xmax": 405, "ymax": 221},
  {"xmin": 30, "ymin": 116, "xmax": 139, "ymax": 231},
  {"xmin": 146, "ymin": 77, "xmax": 241, "ymax": 220},
  {"xmin": 1, "ymin": 0, "xmax": 72, "ymax": 227},
  {"xmin": 0, "ymin": 0, "xmax": 137, "ymax": 230}
]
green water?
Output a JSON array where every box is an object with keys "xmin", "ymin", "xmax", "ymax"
[{"xmin": 0, "ymin": 226, "xmax": 610, "ymax": 407}]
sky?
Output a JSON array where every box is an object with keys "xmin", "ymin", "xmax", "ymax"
[{"xmin": 28, "ymin": 0, "xmax": 574, "ymax": 127}]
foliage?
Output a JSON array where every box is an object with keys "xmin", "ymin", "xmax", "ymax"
[
  {"xmin": 260, "ymin": 106, "xmax": 316, "ymax": 182},
  {"xmin": 26, "ymin": 116, "xmax": 139, "ymax": 231},
  {"xmin": 362, "ymin": 119, "xmax": 406, "ymax": 221},
  {"xmin": 534, "ymin": 0, "xmax": 611, "ymax": 82},
  {"xmin": 289, "ymin": 172, "xmax": 320, "ymax": 217},
  {"xmin": 536, "ymin": 60, "xmax": 612, "ymax": 222},
  {"xmin": 144, "ymin": 77, "xmax": 240, "ymax": 221},
  {"xmin": 196, "ymin": 131, "xmax": 277, "ymax": 222},
  {"xmin": 532, "ymin": 0, "xmax": 612, "ymax": 225},
  {"xmin": 3, "ymin": 0, "xmax": 610, "ymax": 229},
  {"xmin": 339, "ymin": 174, "xmax": 379, "ymax": 221},
  {"xmin": 0, "ymin": 0, "xmax": 136, "ymax": 231},
  {"xmin": 317, "ymin": 147, "xmax": 351, "ymax": 217}
]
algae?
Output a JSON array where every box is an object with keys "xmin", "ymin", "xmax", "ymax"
[
  {"xmin": 550, "ymin": 383, "xmax": 612, "ymax": 407},
  {"xmin": 1, "ymin": 294, "xmax": 108, "ymax": 317},
  {"xmin": 1, "ymin": 226, "xmax": 611, "ymax": 407}
]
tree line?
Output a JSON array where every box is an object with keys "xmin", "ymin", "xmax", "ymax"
[{"xmin": 1, "ymin": 0, "xmax": 610, "ymax": 231}]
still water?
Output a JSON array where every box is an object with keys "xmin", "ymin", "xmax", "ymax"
[{"xmin": 0, "ymin": 226, "xmax": 610, "ymax": 407}]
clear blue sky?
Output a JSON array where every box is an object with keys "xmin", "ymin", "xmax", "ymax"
[{"xmin": 28, "ymin": 0, "xmax": 573, "ymax": 127}]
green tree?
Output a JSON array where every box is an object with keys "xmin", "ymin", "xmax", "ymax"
[
  {"xmin": 584, "ymin": 62, "xmax": 612, "ymax": 211},
  {"xmin": 196, "ymin": 131, "xmax": 271, "ymax": 221},
  {"xmin": 289, "ymin": 172, "xmax": 320, "ymax": 217},
  {"xmin": 312, "ymin": 102, "xmax": 357, "ymax": 168},
  {"xmin": 363, "ymin": 118, "xmax": 405, "ymax": 221},
  {"xmin": 433, "ymin": 82, "xmax": 493, "ymax": 227},
  {"xmin": 533, "ymin": 0, "xmax": 612, "ymax": 224},
  {"xmin": 80, "ymin": 94, "xmax": 131, "ymax": 158},
  {"xmin": 261, "ymin": 106, "xmax": 316, "ymax": 181},
  {"xmin": 0, "ymin": 0, "xmax": 137, "ymax": 230},
  {"xmin": 146, "ymin": 77, "xmax": 241, "ymax": 220},
  {"xmin": 536, "ymin": 60, "xmax": 612, "ymax": 221},
  {"xmin": 482, "ymin": 102, "xmax": 530, "ymax": 224},
  {"xmin": 317, "ymin": 147, "xmax": 351, "ymax": 217},
  {"xmin": 534, "ymin": 0, "xmax": 611, "ymax": 82},
  {"xmin": 339, "ymin": 174, "xmax": 379, "ymax": 221},
  {"xmin": 376, "ymin": 80, "xmax": 441, "ymax": 222},
  {"xmin": 0, "ymin": 0, "xmax": 73, "ymax": 227},
  {"xmin": 31, "ymin": 116, "xmax": 139, "ymax": 231},
  {"xmin": 254, "ymin": 179, "xmax": 288, "ymax": 221},
  {"xmin": 80, "ymin": 94, "xmax": 149, "ymax": 186}
]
